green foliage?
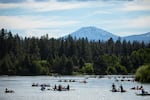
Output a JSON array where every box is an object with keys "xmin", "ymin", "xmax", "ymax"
[
  {"xmin": 81, "ymin": 63, "xmax": 94, "ymax": 74},
  {"xmin": 105, "ymin": 59, "xmax": 127, "ymax": 75},
  {"xmin": 32, "ymin": 60, "xmax": 50, "ymax": 75},
  {"xmin": 0, "ymin": 28, "xmax": 150, "ymax": 75},
  {"xmin": 103, "ymin": 54, "xmax": 119, "ymax": 67},
  {"xmin": 0, "ymin": 54, "xmax": 15, "ymax": 75},
  {"xmin": 106, "ymin": 66, "xmax": 117, "ymax": 75},
  {"xmin": 135, "ymin": 64, "xmax": 150, "ymax": 83},
  {"xmin": 114, "ymin": 63, "xmax": 128, "ymax": 75},
  {"xmin": 93, "ymin": 56, "xmax": 107, "ymax": 75},
  {"xmin": 121, "ymin": 56, "xmax": 133, "ymax": 73},
  {"xmin": 130, "ymin": 48, "xmax": 150, "ymax": 72},
  {"xmin": 32, "ymin": 61, "xmax": 42, "ymax": 75},
  {"xmin": 64, "ymin": 60, "xmax": 73, "ymax": 75},
  {"xmin": 79, "ymin": 58, "xmax": 85, "ymax": 69}
]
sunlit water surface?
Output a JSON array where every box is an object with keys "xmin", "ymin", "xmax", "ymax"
[{"xmin": 0, "ymin": 76, "xmax": 150, "ymax": 100}]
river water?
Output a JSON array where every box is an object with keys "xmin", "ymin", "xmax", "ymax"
[{"xmin": 0, "ymin": 75, "xmax": 150, "ymax": 100}]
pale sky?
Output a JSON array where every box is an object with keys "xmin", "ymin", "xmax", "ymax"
[{"xmin": 0, "ymin": 0, "xmax": 150, "ymax": 38}]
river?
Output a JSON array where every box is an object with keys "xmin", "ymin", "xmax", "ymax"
[{"xmin": 0, "ymin": 75, "xmax": 150, "ymax": 100}]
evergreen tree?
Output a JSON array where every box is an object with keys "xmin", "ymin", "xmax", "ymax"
[
  {"xmin": 93, "ymin": 56, "xmax": 107, "ymax": 75},
  {"xmin": 0, "ymin": 28, "xmax": 150, "ymax": 75},
  {"xmin": 65, "ymin": 60, "xmax": 73, "ymax": 75},
  {"xmin": 79, "ymin": 58, "xmax": 85, "ymax": 69}
]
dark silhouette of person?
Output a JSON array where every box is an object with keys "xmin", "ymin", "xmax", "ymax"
[
  {"xmin": 58, "ymin": 85, "xmax": 62, "ymax": 91},
  {"xmin": 54, "ymin": 84, "xmax": 57, "ymax": 90},
  {"xmin": 5, "ymin": 88, "xmax": 8, "ymax": 92},
  {"xmin": 112, "ymin": 83, "xmax": 115, "ymax": 90},
  {"xmin": 67, "ymin": 84, "xmax": 70, "ymax": 90},
  {"xmin": 140, "ymin": 85, "xmax": 143, "ymax": 90},
  {"xmin": 120, "ymin": 85, "xmax": 124, "ymax": 92}
]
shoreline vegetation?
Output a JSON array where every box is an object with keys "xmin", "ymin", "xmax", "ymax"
[
  {"xmin": 135, "ymin": 64, "xmax": 150, "ymax": 83},
  {"xmin": 0, "ymin": 28, "xmax": 150, "ymax": 82}
]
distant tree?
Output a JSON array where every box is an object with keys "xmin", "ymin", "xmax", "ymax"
[
  {"xmin": 135, "ymin": 64, "xmax": 150, "ymax": 83},
  {"xmin": 0, "ymin": 28, "xmax": 150, "ymax": 75},
  {"xmin": 130, "ymin": 51, "xmax": 142, "ymax": 72},
  {"xmin": 93, "ymin": 56, "xmax": 107, "ymax": 75},
  {"xmin": 79, "ymin": 58, "xmax": 85, "ymax": 69},
  {"xmin": 115, "ymin": 37, "xmax": 121, "ymax": 57},
  {"xmin": 122, "ymin": 39, "xmax": 127, "ymax": 56},
  {"xmin": 71, "ymin": 55, "xmax": 78, "ymax": 66},
  {"xmin": 30, "ymin": 38, "xmax": 40, "ymax": 60},
  {"xmin": 0, "ymin": 54, "xmax": 14, "ymax": 75},
  {"xmin": 106, "ymin": 66, "xmax": 117, "ymax": 75},
  {"xmin": 121, "ymin": 56, "xmax": 133, "ymax": 73},
  {"xmin": 114, "ymin": 63, "xmax": 128, "ymax": 75},
  {"xmin": 106, "ymin": 38, "xmax": 114, "ymax": 55},
  {"xmin": 82, "ymin": 63, "xmax": 94, "ymax": 74},
  {"xmin": 0, "ymin": 28, "xmax": 6, "ymax": 58},
  {"xmin": 39, "ymin": 35, "xmax": 50, "ymax": 59},
  {"xmin": 52, "ymin": 56, "xmax": 62, "ymax": 74},
  {"xmin": 65, "ymin": 60, "xmax": 73, "ymax": 75}
]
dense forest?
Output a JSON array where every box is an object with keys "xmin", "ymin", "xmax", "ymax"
[{"xmin": 0, "ymin": 28, "xmax": 150, "ymax": 75}]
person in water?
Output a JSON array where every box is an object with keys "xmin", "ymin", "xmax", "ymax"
[
  {"xmin": 120, "ymin": 84, "xmax": 124, "ymax": 92},
  {"xmin": 112, "ymin": 83, "xmax": 115, "ymax": 89},
  {"xmin": 139, "ymin": 85, "xmax": 143, "ymax": 90},
  {"xmin": 5, "ymin": 88, "xmax": 14, "ymax": 93},
  {"xmin": 58, "ymin": 85, "xmax": 62, "ymax": 91},
  {"xmin": 5, "ymin": 88, "xmax": 8, "ymax": 92},
  {"xmin": 54, "ymin": 84, "xmax": 57, "ymax": 90},
  {"xmin": 41, "ymin": 85, "xmax": 45, "ymax": 91},
  {"xmin": 112, "ymin": 83, "xmax": 117, "ymax": 92},
  {"xmin": 141, "ymin": 88, "xmax": 148, "ymax": 94},
  {"xmin": 67, "ymin": 84, "xmax": 70, "ymax": 90}
]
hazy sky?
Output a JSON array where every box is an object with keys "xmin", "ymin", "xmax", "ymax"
[{"xmin": 0, "ymin": 0, "xmax": 150, "ymax": 38}]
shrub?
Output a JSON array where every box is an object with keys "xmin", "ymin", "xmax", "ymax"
[{"xmin": 135, "ymin": 64, "xmax": 150, "ymax": 83}]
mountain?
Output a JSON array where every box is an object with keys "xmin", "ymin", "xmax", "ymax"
[
  {"xmin": 68, "ymin": 26, "xmax": 118, "ymax": 41},
  {"xmin": 123, "ymin": 32, "xmax": 150, "ymax": 43},
  {"xmin": 65, "ymin": 26, "xmax": 150, "ymax": 43}
]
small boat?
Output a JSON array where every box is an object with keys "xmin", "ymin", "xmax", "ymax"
[
  {"xmin": 5, "ymin": 90, "xmax": 15, "ymax": 93},
  {"xmin": 110, "ymin": 89, "xmax": 126, "ymax": 93},
  {"xmin": 41, "ymin": 86, "xmax": 46, "ymax": 91},
  {"xmin": 5, "ymin": 88, "xmax": 15, "ymax": 93},
  {"xmin": 53, "ymin": 88, "xmax": 75, "ymax": 91},
  {"xmin": 131, "ymin": 87, "xmax": 142, "ymax": 90},
  {"xmin": 136, "ymin": 93, "xmax": 150, "ymax": 96},
  {"xmin": 131, "ymin": 85, "xmax": 143, "ymax": 90},
  {"xmin": 120, "ymin": 90, "xmax": 126, "ymax": 92},
  {"xmin": 32, "ymin": 83, "xmax": 39, "ymax": 87},
  {"xmin": 40, "ymin": 84, "xmax": 50, "ymax": 87},
  {"xmin": 110, "ymin": 89, "xmax": 120, "ymax": 92},
  {"xmin": 79, "ymin": 80, "xmax": 87, "ymax": 83}
]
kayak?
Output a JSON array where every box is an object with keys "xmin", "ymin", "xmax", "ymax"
[
  {"xmin": 136, "ymin": 93, "xmax": 150, "ymax": 96},
  {"xmin": 5, "ymin": 90, "xmax": 15, "ymax": 93},
  {"xmin": 110, "ymin": 89, "xmax": 119, "ymax": 92},
  {"xmin": 52, "ymin": 89, "xmax": 75, "ymax": 91},
  {"xmin": 110, "ymin": 90, "xmax": 126, "ymax": 92}
]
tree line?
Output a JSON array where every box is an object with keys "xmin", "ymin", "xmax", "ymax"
[{"xmin": 0, "ymin": 28, "xmax": 150, "ymax": 75}]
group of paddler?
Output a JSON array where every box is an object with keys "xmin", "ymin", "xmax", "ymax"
[
  {"xmin": 131, "ymin": 85, "xmax": 150, "ymax": 96},
  {"xmin": 5, "ymin": 88, "xmax": 15, "ymax": 93},
  {"xmin": 40, "ymin": 84, "xmax": 70, "ymax": 91},
  {"xmin": 111, "ymin": 83, "xmax": 150, "ymax": 96},
  {"xmin": 58, "ymin": 79, "xmax": 87, "ymax": 83},
  {"xmin": 31, "ymin": 82, "xmax": 71, "ymax": 91},
  {"xmin": 53, "ymin": 84, "xmax": 70, "ymax": 91},
  {"xmin": 32, "ymin": 83, "xmax": 50, "ymax": 87},
  {"xmin": 111, "ymin": 83, "xmax": 126, "ymax": 92}
]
